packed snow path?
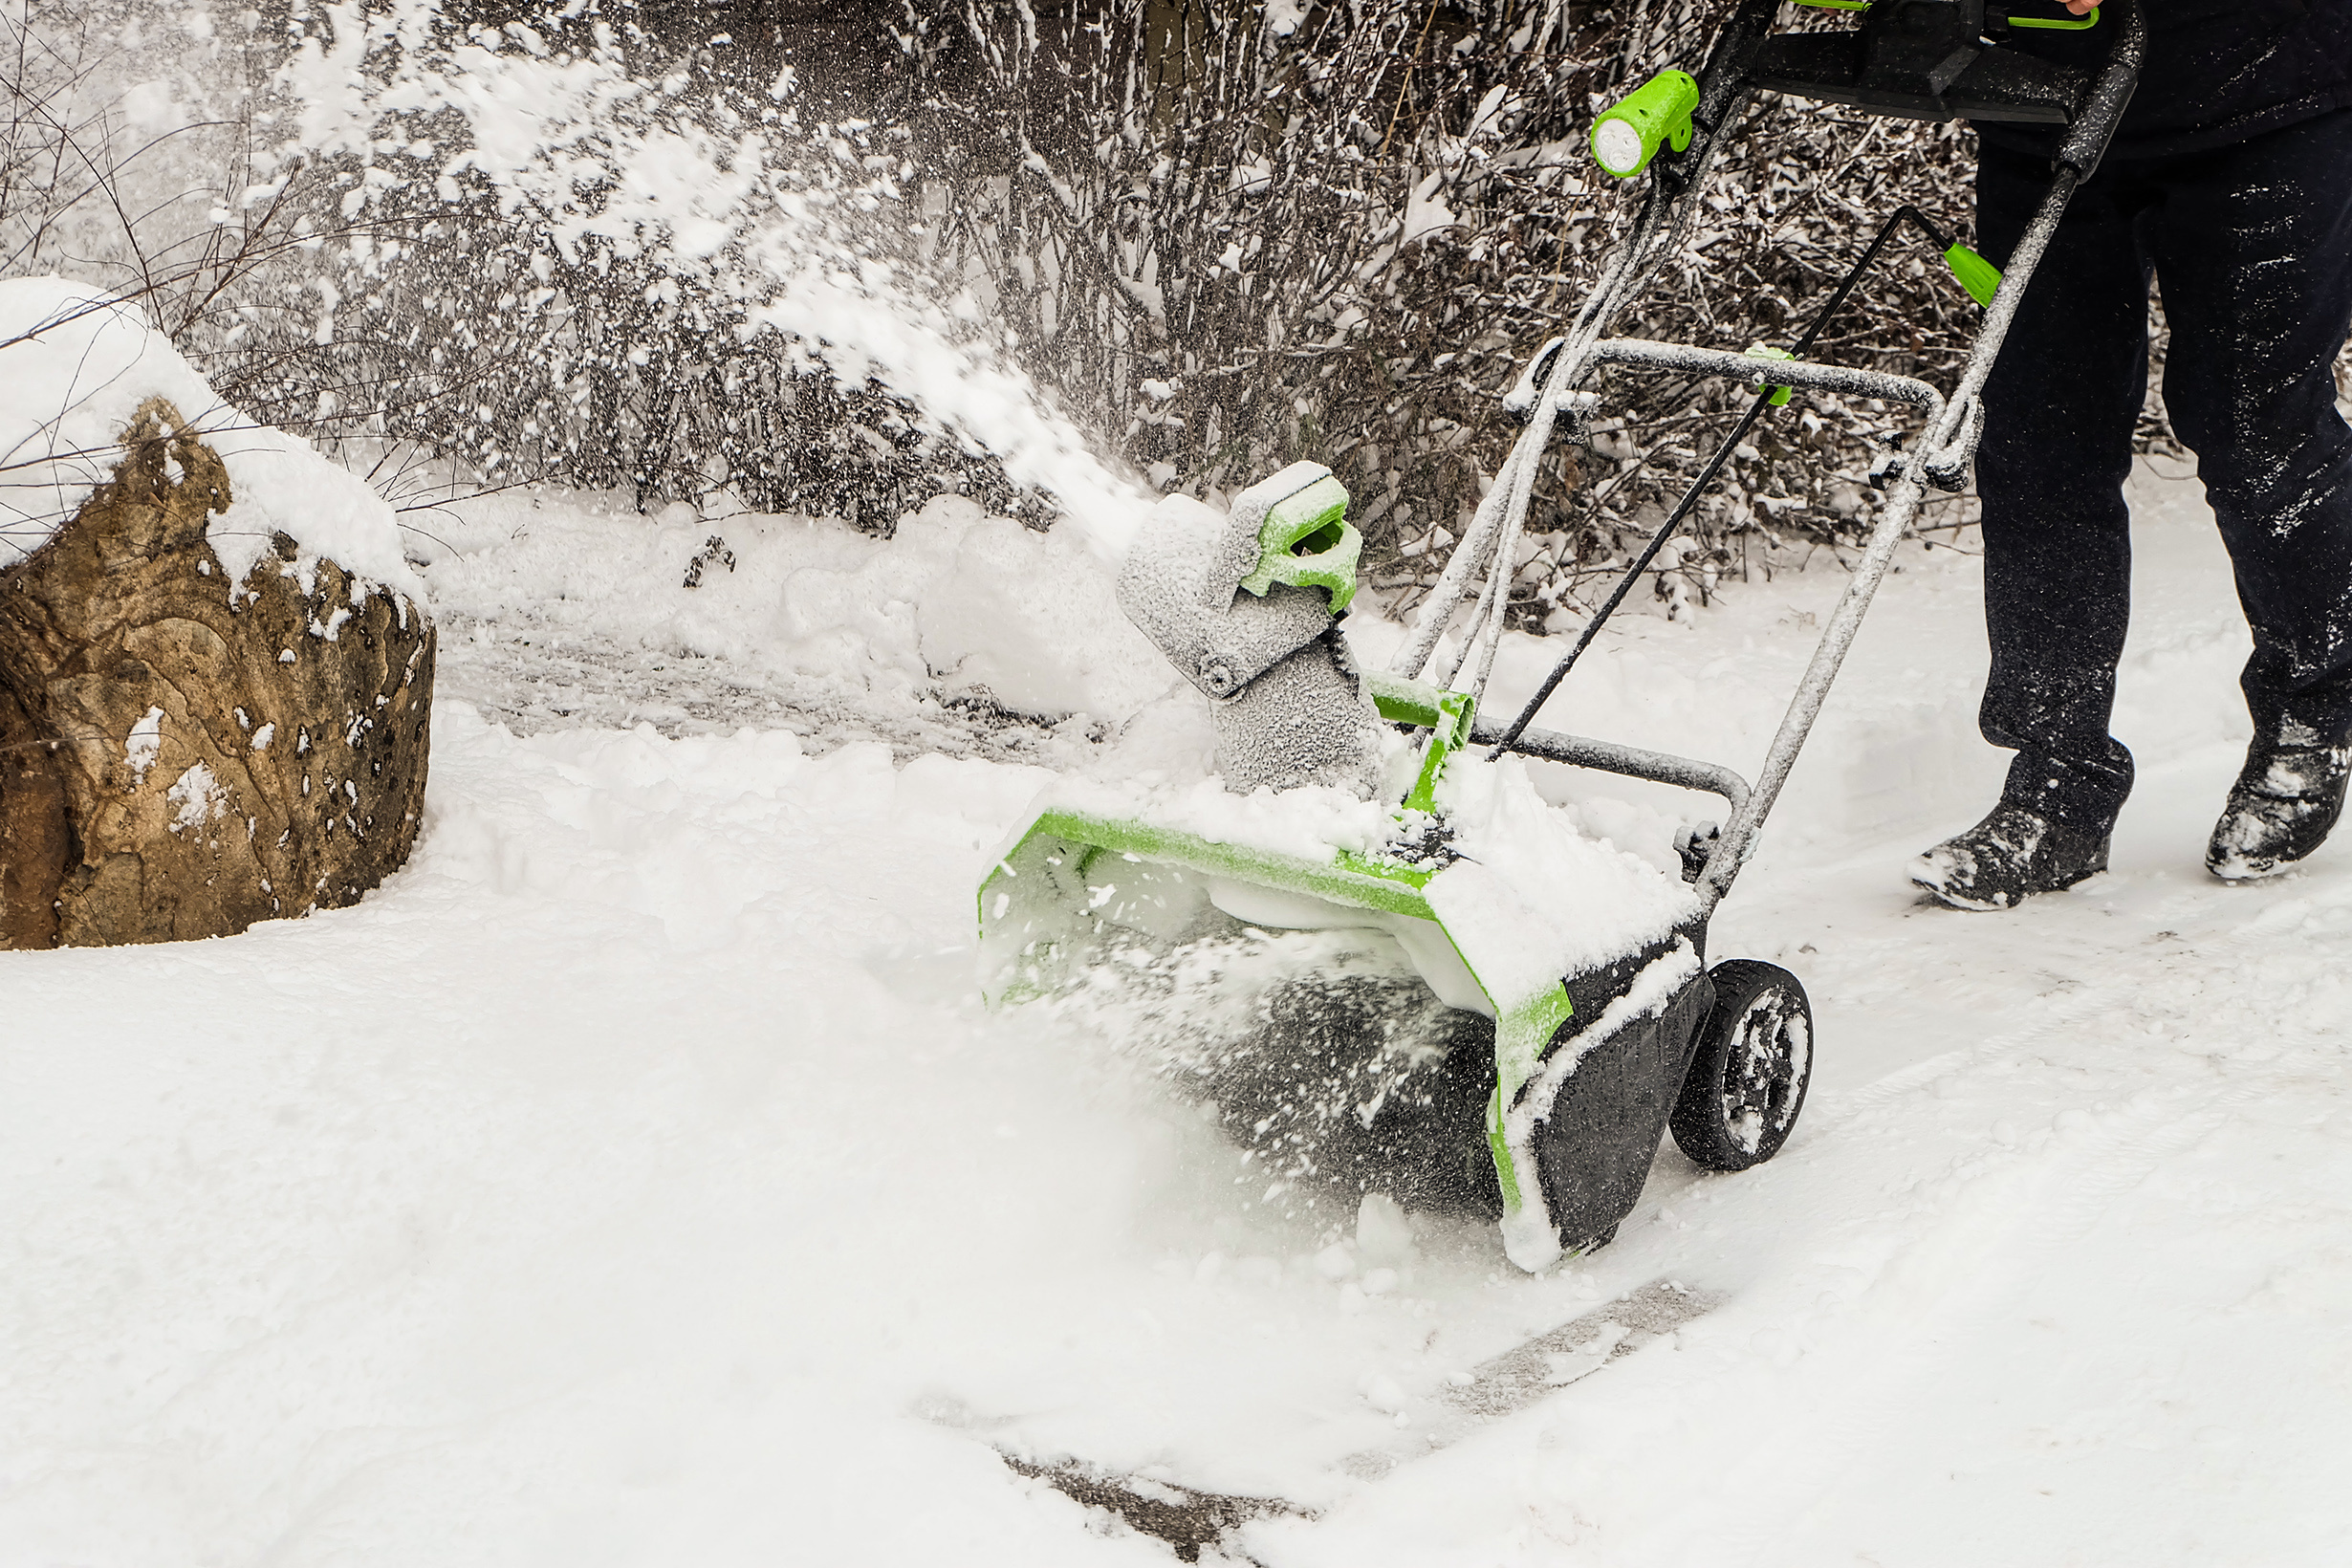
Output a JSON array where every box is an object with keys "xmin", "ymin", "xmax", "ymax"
[
  {"xmin": 432, "ymin": 607, "xmax": 1086, "ymax": 761},
  {"xmin": 5, "ymin": 465, "xmax": 2345, "ymax": 1565}
]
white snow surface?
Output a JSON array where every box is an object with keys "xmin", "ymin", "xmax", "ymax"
[
  {"xmin": 422, "ymin": 490, "xmax": 1173, "ymax": 727},
  {"xmin": 1427, "ymin": 752, "xmax": 1699, "ymax": 1010},
  {"xmin": 9, "ymin": 457, "xmax": 2352, "ymax": 1564},
  {"xmin": 0, "ymin": 277, "xmax": 420, "ymax": 598}
]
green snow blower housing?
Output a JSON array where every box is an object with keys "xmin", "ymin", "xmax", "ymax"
[
  {"xmin": 978, "ymin": 463, "xmax": 1742, "ymax": 1270},
  {"xmin": 978, "ymin": 0, "xmax": 2144, "ymax": 1272}
]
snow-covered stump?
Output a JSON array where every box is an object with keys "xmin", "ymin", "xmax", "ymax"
[{"xmin": 0, "ymin": 281, "xmax": 433, "ymax": 948}]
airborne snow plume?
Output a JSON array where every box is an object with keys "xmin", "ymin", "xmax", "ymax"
[{"xmin": 274, "ymin": 1, "xmax": 1152, "ymax": 567}]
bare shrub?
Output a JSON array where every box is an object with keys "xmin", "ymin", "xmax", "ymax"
[
  {"xmin": 892, "ymin": 0, "xmax": 2005, "ymax": 628},
  {"xmin": 0, "ymin": 3, "xmax": 291, "ymax": 337},
  {"xmin": 184, "ymin": 3, "xmax": 1048, "ymax": 531}
]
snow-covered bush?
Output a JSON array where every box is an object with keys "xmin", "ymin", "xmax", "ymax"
[
  {"xmin": 13, "ymin": 0, "xmax": 2344, "ymax": 617},
  {"xmin": 178, "ymin": 1, "xmax": 1055, "ymax": 530},
  {"xmin": 894, "ymin": 0, "xmax": 2006, "ymax": 627}
]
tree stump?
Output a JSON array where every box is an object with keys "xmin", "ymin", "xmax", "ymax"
[{"xmin": 0, "ymin": 399, "xmax": 433, "ymax": 947}]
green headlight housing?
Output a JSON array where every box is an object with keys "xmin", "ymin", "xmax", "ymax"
[{"xmin": 1590, "ymin": 70, "xmax": 1700, "ymax": 180}]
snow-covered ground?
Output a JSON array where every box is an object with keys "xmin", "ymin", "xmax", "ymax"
[{"xmin": 8, "ymin": 456, "xmax": 2349, "ymax": 1566}]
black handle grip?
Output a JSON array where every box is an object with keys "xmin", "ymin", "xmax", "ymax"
[{"xmin": 2054, "ymin": 0, "xmax": 2144, "ymax": 177}]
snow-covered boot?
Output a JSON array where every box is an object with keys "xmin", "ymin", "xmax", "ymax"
[
  {"xmin": 1910, "ymin": 802, "xmax": 2111, "ymax": 910},
  {"xmin": 2205, "ymin": 742, "xmax": 2352, "ymax": 882}
]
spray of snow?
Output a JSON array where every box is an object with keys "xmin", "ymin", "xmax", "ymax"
[{"xmin": 275, "ymin": 2, "xmax": 1151, "ymax": 568}]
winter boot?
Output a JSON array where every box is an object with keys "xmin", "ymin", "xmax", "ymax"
[
  {"xmin": 1911, "ymin": 801, "xmax": 2112, "ymax": 910},
  {"xmin": 2206, "ymin": 742, "xmax": 2352, "ymax": 882}
]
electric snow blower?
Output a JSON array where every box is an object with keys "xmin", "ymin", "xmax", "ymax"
[{"xmin": 980, "ymin": 0, "xmax": 2144, "ymax": 1271}]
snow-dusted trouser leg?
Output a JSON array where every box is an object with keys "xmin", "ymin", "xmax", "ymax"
[{"xmin": 1696, "ymin": 165, "xmax": 2084, "ymax": 910}]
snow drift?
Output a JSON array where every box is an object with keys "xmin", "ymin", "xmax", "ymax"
[{"xmin": 0, "ymin": 276, "xmax": 419, "ymax": 599}]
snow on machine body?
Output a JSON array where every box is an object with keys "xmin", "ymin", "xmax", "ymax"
[
  {"xmin": 980, "ymin": 464, "xmax": 1780, "ymax": 1271},
  {"xmin": 981, "ymin": 0, "xmax": 2143, "ymax": 1271}
]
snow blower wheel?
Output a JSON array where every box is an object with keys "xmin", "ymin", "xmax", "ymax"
[{"xmin": 1671, "ymin": 961, "xmax": 1814, "ymax": 1172}]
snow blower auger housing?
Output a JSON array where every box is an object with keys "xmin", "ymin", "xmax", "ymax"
[{"xmin": 980, "ymin": 0, "xmax": 2143, "ymax": 1272}]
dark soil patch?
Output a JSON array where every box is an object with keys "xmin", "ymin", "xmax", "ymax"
[{"xmin": 1001, "ymin": 1454, "xmax": 1312, "ymax": 1563}]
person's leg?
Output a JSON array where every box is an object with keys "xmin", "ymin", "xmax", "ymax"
[
  {"xmin": 1971, "ymin": 143, "xmax": 2153, "ymax": 831},
  {"xmin": 2147, "ymin": 110, "xmax": 2352, "ymax": 743},
  {"xmin": 2144, "ymin": 109, "xmax": 2352, "ymax": 877},
  {"xmin": 1913, "ymin": 144, "xmax": 2154, "ymax": 908}
]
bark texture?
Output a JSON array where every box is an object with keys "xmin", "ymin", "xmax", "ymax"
[{"xmin": 0, "ymin": 399, "xmax": 433, "ymax": 948}]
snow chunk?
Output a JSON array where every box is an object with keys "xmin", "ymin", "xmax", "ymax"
[
  {"xmin": 0, "ymin": 278, "xmax": 421, "ymax": 600},
  {"xmin": 165, "ymin": 763, "xmax": 228, "ymax": 833},
  {"xmin": 124, "ymin": 707, "xmax": 164, "ymax": 785},
  {"xmin": 1426, "ymin": 751, "xmax": 1698, "ymax": 1007}
]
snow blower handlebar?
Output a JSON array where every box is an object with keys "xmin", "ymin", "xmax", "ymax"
[
  {"xmin": 1483, "ymin": 200, "xmax": 1983, "ymax": 766},
  {"xmin": 1386, "ymin": 0, "xmax": 1780, "ymax": 698},
  {"xmin": 1692, "ymin": 0, "xmax": 2145, "ymax": 905},
  {"xmin": 1403, "ymin": 0, "xmax": 2143, "ymax": 909}
]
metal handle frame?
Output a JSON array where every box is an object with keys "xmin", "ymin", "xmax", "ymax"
[{"xmin": 1401, "ymin": 0, "xmax": 2145, "ymax": 913}]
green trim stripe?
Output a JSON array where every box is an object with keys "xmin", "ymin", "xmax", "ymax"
[{"xmin": 1016, "ymin": 808, "xmax": 1439, "ymax": 920}]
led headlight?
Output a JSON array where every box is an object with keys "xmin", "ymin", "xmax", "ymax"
[{"xmin": 1589, "ymin": 69, "xmax": 1700, "ymax": 180}]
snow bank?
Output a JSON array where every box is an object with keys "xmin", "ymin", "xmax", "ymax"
[
  {"xmin": 424, "ymin": 490, "xmax": 1174, "ymax": 724},
  {"xmin": 0, "ymin": 277, "xmax": 420, "ymax": 599},
  {"xmin": 11, "ymin": 465, "xmax": 2352, "ymax": 1566}
]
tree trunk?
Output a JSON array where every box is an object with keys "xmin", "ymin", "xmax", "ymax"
[{"xmin": 0, "ymin": 399, "xmax": 433, "ymax": 948}]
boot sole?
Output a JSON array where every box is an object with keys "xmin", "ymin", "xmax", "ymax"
[
  {"xmin": 2207, "ymin": 849, "xmax": 2299, "ymax": 882},
  {"xmin": 1909, "ymin": 860, "xmax": 2107, "ymax": 911}
]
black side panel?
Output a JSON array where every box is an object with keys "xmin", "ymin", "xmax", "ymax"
[
  {"xmin": 1530, "ymin": 961, "xmax": 1714, "ymax": 1252},
  {"xmin": 1748, "ymin": 33, "xmax": 2088, "ymax": 123},
  {"xmin": 1561, "ymin": 921, "xmax": 1704, "ymax": 1024}
]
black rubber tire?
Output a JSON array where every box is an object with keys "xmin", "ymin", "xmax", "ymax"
[{"xmin": 1668, "ymin": 959, "xmax": 1813, "ymax": 1172}]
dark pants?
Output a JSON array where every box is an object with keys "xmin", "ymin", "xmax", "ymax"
[{"xmin": 1974, "ymin": 108, "xmax": 2352, "ymax": 829}]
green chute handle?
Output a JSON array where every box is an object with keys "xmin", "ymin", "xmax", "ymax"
[
  {"xmin": 1943, "ymin": 242, "xmax": 2003, "ymax": 307},
  {"xmin": 1589, "ymin": 69, "xmax": 1700, "ymax": 180},
  {"xmin": 1239, "ymin": 472, "xmax": 1361, "ymax": 613}
]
